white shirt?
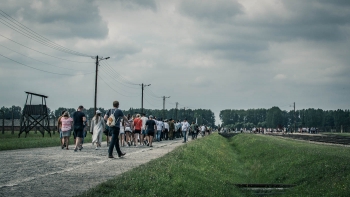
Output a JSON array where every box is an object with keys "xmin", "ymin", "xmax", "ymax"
[
  {"xmin": 141, "ymin": 116, "xmax": 148, "ymax": 130},
  {"xmin": 181, "ymin": 121, "xmax": 190, "ymax": 131},
  {"xmin": 164, "ymin": 122, "xmax": 169, "ymax": 130},
  {"xmin": 201, "ymin": 126, "xmax": 206, "ymax": 131},
  {"xmin": 156, "ymin": 120, "xmax": 164, "ymax": 131}
]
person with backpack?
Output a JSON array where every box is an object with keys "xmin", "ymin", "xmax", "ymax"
[{"xmin": 104, "ymin": 101, "xmax": 129, "ymax": 159}]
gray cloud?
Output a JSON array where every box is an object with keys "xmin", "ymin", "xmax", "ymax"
[
  {"xmin": 120, "ymin": 0, "xmax": 157, "ymax": 12},
  {"xmin": 179, "ymin": 0, "xmax": 243, "ymax": 22},
  {"xmin": 2, "ymin": 0, "xmax": 108, "ymax": 39}
]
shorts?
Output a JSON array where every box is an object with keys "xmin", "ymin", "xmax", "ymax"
[
  {"xmin": 147, "ymin": 130, "xmax": 154, "ymax": 136},
  {"xmin": 125, "ymin": 127, "xmax": 131, "ymax": 132},
  {"xmin": 134, "ymin": 129, "xmax": 141, "ymax": 134},
  {"xmin": 74, "ymin": 129, "xmax": 84, "ymax": 138},
  {"xmin": 59, "ymin": 129, "xmax": 63, "ymax": 139}
]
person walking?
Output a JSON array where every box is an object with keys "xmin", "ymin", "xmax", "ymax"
[
  {"xmin": 61, "ymin": 111, "xmax": 73, "ymax": 150},
  {"xmin": 125, "ymin": 114, "xmax": 133, "ymax": 147},
  {"xmin": 133, "ymin": 114, "xmax": 142, "ymax": 146},
  {"xmin": 141, "ymin": 113, "xmax": 148, "ymax": 145},
  {"xmin": 57, "ymin": 110, "xmax": 66, "ymax": 148},
  {"xmin": 190, "ymin": 122, "xmax": 196, "ymax": 140},
  {"xmin": 90, "ymin": 110, "xmax": 105, "ymax": 150},
  {"xmin": 119, "ymin": 119, "xmax": 126, "ymax": 147},
  {"xmin": 168, "ymin": 119, "xmax": 175, "ymax": 140},
  {"xmin": 73, "ymin": 106, "xmax": 86, "ymax": 152},
  {"xmin": 155, "ymin": 117, "xmax": 163, "ymax": 142},
  {"xmin": 145, "ymin": 115, "xmax": 157, "ymax": 147},
  {"xmin": 181, "ymin": 119, "xmax": 190, "ymax": 143},
  {"xmin": 104, "ymin": 101, "xmax": 128, "ymax": 158},
  {"xmin": 163, "ymin": 119, "xmax": 169, "ymax": 140}
]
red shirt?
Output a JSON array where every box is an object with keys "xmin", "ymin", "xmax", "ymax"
[{"xmin": 133, "ymin": 118, "xmax": 142, "ymax": 130}]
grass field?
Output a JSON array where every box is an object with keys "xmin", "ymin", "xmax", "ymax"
[
  {"xmin": 78, "ymin": 133, "xmax": 350, "ymax": 197},
  {"xmin": 0, "ymin": 131, "xmax": 98, "ymax": 151}
]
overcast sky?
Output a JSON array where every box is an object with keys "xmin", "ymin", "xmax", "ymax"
[{"xmin": 0, "ymin": 0, "xmax": 349, "ymax": 124}]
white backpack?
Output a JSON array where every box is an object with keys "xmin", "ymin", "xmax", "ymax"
[{"xmin": 106, "ymin": 109, "xmax": 120, "ymax": 127}]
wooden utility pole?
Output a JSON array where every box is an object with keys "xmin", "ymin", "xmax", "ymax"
[
  {"xmin": 294, "ymin": 102, "xmax": 296, "ymax": 133},
  {"xmin": 140, "ymin": 83, "xmax": 151, "ymax": 114},
  {"xmin": 175, "ymin": 102, "xmax": 178, "ymax": 120},
  {"xmin": 1, "ymin": 110, "xmax": 4, "ymax": 134},
  {"xmin": 94, "ymin": 56, "xmax": 109, "ymax": 114},
  {"xmin": 162, "ymin": 96, "xmax": 170, "ymax": 118},
  {"xmin": 11, "ymin": 106, "xmax": 14, "ymax": 134},
  {"xmin": 94, "ymin": 56, "xmax": 99, "ymax": 114}
]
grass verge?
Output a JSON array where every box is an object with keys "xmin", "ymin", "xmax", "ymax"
[
  {"xmin": 0, "ymin": 131, "xmax": 97, "ymax": 151},
  {"xmin": 79, "ymin": 133, "xmax": 350, "ymax": 197}
]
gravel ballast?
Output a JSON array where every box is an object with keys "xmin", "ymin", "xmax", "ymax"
[{"xmin": 0, "ymin": 138, "xmax": 188, "ymax": 197}]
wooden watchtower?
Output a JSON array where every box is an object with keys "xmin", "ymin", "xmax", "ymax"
[{"xmin": 19, "ymin": 92, "xmax": 51, "ymax": 137}]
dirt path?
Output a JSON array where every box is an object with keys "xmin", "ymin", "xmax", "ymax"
[{"xmin": 0, "ymin": 138, "xmax": 190, "ymax": 197}]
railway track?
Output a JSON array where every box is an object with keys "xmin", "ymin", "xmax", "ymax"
[{"xmin": 268, "ymin": 133, "xmax": 350, "ymax": 145}]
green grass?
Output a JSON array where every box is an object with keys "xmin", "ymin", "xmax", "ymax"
[
  {"xmin": 0, "ymin": 131, "xmax": 98, "ymax": 151},
  {"xmin": 79, "ymin": 133, "xmax": 350, "ymax": 197}
]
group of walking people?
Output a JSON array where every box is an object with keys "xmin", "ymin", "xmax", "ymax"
[{"xmin": 57, "ymin": 100, "xmax": 212, "ymax": 158}]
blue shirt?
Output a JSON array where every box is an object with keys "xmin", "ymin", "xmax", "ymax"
[{"xmin": 106, "ymin": 108, "xmax": 124, "ymax": 128}]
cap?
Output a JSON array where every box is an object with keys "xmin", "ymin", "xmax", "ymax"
[{"xmin": 96, "ymin": 110, "xmax": 102, "ymax": 114}]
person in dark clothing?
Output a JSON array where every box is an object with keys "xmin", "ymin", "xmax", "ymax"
[
  {"xmin": 73, "ymin": 105, "xmax": 86, "ymax": 152},
  {"xmin": 104, "ymin": 101, "xmax": 129, "ymax": 159}
]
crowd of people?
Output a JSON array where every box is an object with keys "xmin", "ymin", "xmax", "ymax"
[{"xmin": 57, "ymin": 101, "xmax": 213, "ymax": 158}]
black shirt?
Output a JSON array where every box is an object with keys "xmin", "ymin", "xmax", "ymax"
[
  {"xmin": 73, "ymin": 111, "xmax": 86, "ymax": 126},
  {"xmin": 145, "ymin": 119, "xmax": 156, "ymax": 131}
]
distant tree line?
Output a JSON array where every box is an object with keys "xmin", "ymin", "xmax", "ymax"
[
  {"xmin": 1, "ymin": 106, "xmax": 216, "ymax": 128},
  {"xmin": 220, "ymin": 107, "xmax": 350, "ymax": 132}
]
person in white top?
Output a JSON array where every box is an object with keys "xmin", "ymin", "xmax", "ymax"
[
  {"xmin": 90, "ymin": 110, "xmax": 106, "ymax": 150},
  {"xmin": 141, "ymin": 113, "xmax": 148, "ymax": 145},
  {"xmin": 201, "ymin": 125, "xmax": 206, "ymax": 137},
  {"xmin": 181, "ymin": 119, "xmax": 190, "ymax": 143},
  {"xmin": 155, "ymin": 117, "xmax": 164, "ymax": 142},
  {"xmin": 163, "ymin": 120, "xmax": 169, "ymax": 140}
]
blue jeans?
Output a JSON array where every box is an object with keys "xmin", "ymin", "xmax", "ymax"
[
  {"xmin": 108, "ymin": 127, "xmax": 122, "ymax": 157},
  {"xmin": 183, "ymin": 131, "xmax": 187, "ymax": 142},
  {"xmin": 156, "ymin": 130, "xmax": 162, "ymax": 141}
]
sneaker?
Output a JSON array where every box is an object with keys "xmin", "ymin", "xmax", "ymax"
[
  {"xmin": 95, "ymin": 147, "xmax": 99, "ymax": 150},
  {"xmin": 74, "ymin": 148, "xmax": 78, "ymax": 152},
  {"xmin": 108, "ymin": 155, "xmax": 115, "ymax": 159}
]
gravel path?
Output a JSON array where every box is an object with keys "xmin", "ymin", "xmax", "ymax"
[{"xmin": 0, "ymin": 137, "xmax": 190, "ymax": 197}]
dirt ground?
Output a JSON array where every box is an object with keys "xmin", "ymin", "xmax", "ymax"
[{"xmin": 0, "ymin": 137, "xmax": 189, "ymax": 197}]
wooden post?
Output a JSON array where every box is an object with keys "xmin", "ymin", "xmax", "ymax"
[{"xmin": 11, "ymin": 106, "xmax": 14, "ymax": 134}]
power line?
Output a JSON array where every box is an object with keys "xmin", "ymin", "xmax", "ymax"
[
  {"xmin": 103, "ymin": 61, "xmax": 139, "ymax": 86},
  {"xmin": 99, "ymin": 69, "xmax": 140, "ymax": 95},
  {"xmin": 0, "ymin": 52, "xmax": 94, "ymax": 76},
  {"xmin": 0, "ymin": 9, "xmax": 92, "ymax": 57},
  {"xmin": 98, "ymin": 73, "xmax": 139, "ymax": 98},
  {"xmin": 0, "ymin": 43, "xmax": 90, "ymax": 71},
  {"xmin": 100, "ymin": 64, "xmax": 139, "ymax": 89},
  {"xmin": 0, "ymin": 33, "xmax": 93, "ymax": 63}
]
